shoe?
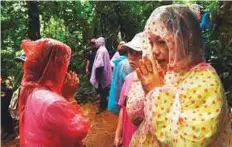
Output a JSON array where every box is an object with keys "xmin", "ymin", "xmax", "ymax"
[
  {"xmin": 5, "ymin": 133, "xmax": 17, "ymax": 141},
  {"xmin": 96, "ymin": 94, "xmax": 100, "ymax": 100},
  {"xmin": 1, "ymin": 132, "xmax": 9, "ymax": 140},
  {"xmin": 15, "ymin": 135, "xmax": 20, "ymax": 140}
]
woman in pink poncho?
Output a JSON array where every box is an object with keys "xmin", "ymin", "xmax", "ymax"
[
  {"xmin": 114, "ymin": 32, "xmax": 145, "ymax": 147},
  {"xmin": 19, "ymin": 38, "xmax": 90, "ymax": 147}
]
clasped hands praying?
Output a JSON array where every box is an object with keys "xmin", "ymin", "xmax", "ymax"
[
  {"xmin": 62, "ymin": 71, "xmax": 79, "ymax": 102},
  {"xmin": 136, "ymin": 56, "xmax": 164, "ymax": 94},
  {"xmin": 61, "ymin": 56, "xmax": 162, "ymax": 101}
]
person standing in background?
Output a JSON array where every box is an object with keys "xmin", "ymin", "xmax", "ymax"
[
  {"xmin": 90, "ymin": 37, "xmax": 112, "ymax": 114},
  {"xmin": 108, "ymin": 41, "xmax": 132, "ymax": 115},
  {"xmin": 1, "ymin": 77, "xmax": 15, "ymax": 140},
  {"xmin": 114, "ymin": 32, "xmax": 145, "ymax": 147},
  {"xmin": 85, "ymin": 38, "xmax": 97, "ymax": 77},
  {"xmin": 110, "ymin": 41, "xmax": 126, "ymax": 69},
  {"xmin": 7, "ymin": 55, "xmax": 27, "ymax": 140},
  {"xmin": 200, "ymin": 11, "xmax": 213, "ymax": 61}
]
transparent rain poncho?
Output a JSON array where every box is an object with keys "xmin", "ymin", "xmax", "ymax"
[
  {"xmin": 90, "ymin": 37, "xmax": 112, "ymax": 89},
  {"xmin": 19, "ymin": 38, "xmax": 90, "ymax": 147},
  {"xmin": 130, "ymin": 5, "xmax": 232, "ymax": 147}
]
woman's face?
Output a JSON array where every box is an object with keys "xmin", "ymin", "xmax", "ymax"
[
  {"xmin": 128, "ymin": 48, "xmax": 142, "ymax": 70},
  {"xmin": 148, "ymin": 32, "xmax": 169, "ymax": 71}
]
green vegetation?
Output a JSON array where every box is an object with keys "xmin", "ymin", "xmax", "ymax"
[{"xmin": 1, "ymin": 1, "xmax": 231, "ymax": 105}]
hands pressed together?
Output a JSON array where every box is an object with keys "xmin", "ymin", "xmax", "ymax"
[
  {"xmin": 62, "ymin": 56, "xmax": 162, "ymax": 101},
  {"xmin": 136, "ymin": 56, "xmax": 164, "ymax": 94},
  {"xmin": 62, "ymin": 71, "xmax": 80, "ymax": 101}
]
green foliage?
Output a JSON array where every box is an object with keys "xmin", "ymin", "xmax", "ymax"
[
  {"xmin": 93, "ymin": 1, "xmax": 159, "ymax": 41},
  {"xmin": 199, "ymin": 1, "xmax": 232, "ymax": 105},
  {"xmin": 1, "ymin": 1, "xmax": 232, "ymax": 104},
  {"xmin": 198, "ymin": 1, "xmax": 219, "ymax": 13},
  {"xmin": 174, "ymin": 0, "xmax": 197, "ymax": 5},
  {"xmin": 173, "ymin": 0, "xmax": 219, "ymax": 13},
  {"xmin": 41, "ymin": 16, "xmax": 67, "ymax": 41},
  {"xmin": 1, "ymin": 1, "xmax": 159, "ymax": 99},
  {"xmin": 1, "ymin": 1, "xmax": 27, "ymax": 89},
  {"xmin": 204, "ymin": 29, "xmax": 232, "ymax": 105},
  {"xmin": 75, "ymin": 74, "xmax": 96, "ymax": 104},
  {"xmin": 39, "ymin": 1, "xmax": 96, "ymax": 76}
]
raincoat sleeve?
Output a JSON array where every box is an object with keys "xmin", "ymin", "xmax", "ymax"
[
  {"xmin": 43, "ymin": 100, "xmax": 90, "ymax": 141},
  {"xmin": 119, "ymin": 60, "xmax": 132, "ymax": 81},
  {"xmin": 118, "ymin": 81, "xmax": 127, "ymax": 108},
  {"xmin": 150, "ymin": 68, "xmax": 226, "ymax": 147},
  {"xmin": 118, "ymin": 74, "xmax": 133, "ymax": 108},
  {"xmin": 176, "ymin": 69, "xmax": 224, "ymax": 147},
  {"xmin": 126, "ymin": 82, "xmax": 145, "ymax": 126}
]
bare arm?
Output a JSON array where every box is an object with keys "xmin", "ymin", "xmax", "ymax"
[
  {"xmin": 114, "ymin": 109, "xmax": 123, "ymax": 147},
  {"xmin": 85, "ymin": 60, "xmax": 90, "ymax": 74}
]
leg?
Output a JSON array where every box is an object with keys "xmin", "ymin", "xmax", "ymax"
[
  {"xmin": 97, "ymin": 86, "xmax": 109, "ymax": 114},
  {"xmin": 1, "ymin": 97, "xmax": 14, "ymax": 139}
]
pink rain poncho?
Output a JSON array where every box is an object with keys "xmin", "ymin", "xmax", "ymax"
[
  {"xmin": 19, "ymin": 38, "xmax": 90, "ymax": 147},
  {"xmin": 90, "ymin": 37, "xmax": 112, "ymax": 89},
  {"xmin": 118, "ymin": 72, "xmax": 138, "ymax": 147}
]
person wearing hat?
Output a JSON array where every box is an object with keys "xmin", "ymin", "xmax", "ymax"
[
  {"xmin": 85, "ymin": 38, "xmax": 102, "ymax": 101},
  {"xmin": 114, "ymin": 32, "xmax": 145, "ymax": 147},
  {"xmin": 110, "ymin": 41, "xmax": 126, "ymax": 68},
  {"xmin": 1, "ymin": 76, "xmax": 15, "ymax": 140},
  {"xmin": 15, "ymin": 55, "xmax": 27, "ymax": 62},
  {"xmin": 108, "ymin": 41, "xmax": 132, "ymax": 115},
  {"xmin": 85, "ymin": 38, "xmax": 97, "ymax": 76},
  {"xmin": 3, "ymin": 54, "xmax": 27, "ymax": 141},
  {"xmin": 0, "ymin": 55, "xmax": 26, "ymax": 141},
  {"xmin": 90, "ymin": 37, "xmax": 112, "ymax": 114},
  {"xmin": 8, "ymin": 55, "xmax": 27, "ymax": 122}
]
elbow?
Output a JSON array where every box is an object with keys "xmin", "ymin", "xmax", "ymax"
[{"xmin": 68, "ymin": 117, "xmax": 91, "ymax": 141}]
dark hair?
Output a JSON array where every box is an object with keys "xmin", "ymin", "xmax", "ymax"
[{"xmin": 118, "ymin": 47, "xmax": 128, "ymax": 56}]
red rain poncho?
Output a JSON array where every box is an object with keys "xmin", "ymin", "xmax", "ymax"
[{"xmin": 19, "ymin": 38, "xmax": 90, "ymax": 147}]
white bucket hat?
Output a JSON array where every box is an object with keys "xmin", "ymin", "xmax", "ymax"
[{"xmin": 122, "ymin": 32, "xmax": 144, "ymax": 52}]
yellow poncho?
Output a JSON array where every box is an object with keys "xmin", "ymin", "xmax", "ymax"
[{"xmin": 130, "ymin": 4, "xmax": 232, "ymax": 147}]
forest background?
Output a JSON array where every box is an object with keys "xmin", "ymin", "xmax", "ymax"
[{"xmin": 1, "ymin": 0, "xmax": 232, "ymax": 105}]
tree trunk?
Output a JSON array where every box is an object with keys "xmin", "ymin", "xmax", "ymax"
[{"xmin": 27, "ymin": 1, "xmax": 40, "ymax": 40}]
